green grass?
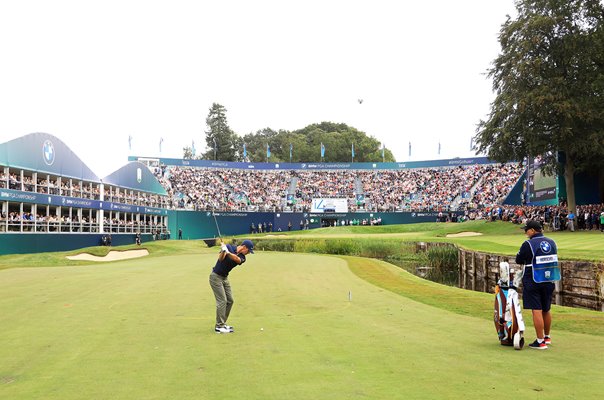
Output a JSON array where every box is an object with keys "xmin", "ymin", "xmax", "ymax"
[
  {"xmin": 252, "ymin": 220, "xmax": 604, "ymax": 261},
  {"xmin": 1, "ymin": 244, "xmax": 604, "ymax": 399},
  {"xmin": 345, "ymin": 256, "xmax": 604, "ymax": 336},
  {"xmin": 0, "ymin": 240, "xmax": 209, "ymax": 271}
]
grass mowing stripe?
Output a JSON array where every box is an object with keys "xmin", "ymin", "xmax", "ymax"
[{"xmin": 343, "ymin": 255, "xmax": 604, "ymax": 336}]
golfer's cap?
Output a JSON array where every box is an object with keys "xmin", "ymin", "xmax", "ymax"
[
  {"xmin": 522, "ymin": 220, "xmax": 542, "ymax": 231},
  {"xmin": 242, "ymin": 239, "xmax": 254, "ymax": 253}
]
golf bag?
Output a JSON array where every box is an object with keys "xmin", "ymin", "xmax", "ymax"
[{"xmin": 493, "ymin": 262, "xmax": 525, "ymax": 350}]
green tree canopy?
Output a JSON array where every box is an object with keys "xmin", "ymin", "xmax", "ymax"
[
  {"xmin": 474, "ymin": 0, "xmax": 604, "ymax": 212},
  {"xmin": 201, "ymin": 103, "xmax": 240, "ymax": 161},
  {"xmin": 241, "ymin": 121, "xmax": 395, "ymax": 163},
  {"xmin": 182, "ymin": 146, "xmax": 194, "ymax": 160},
  {"xmin": 195, "ymin": 104, "xmax": 395, "ymax": 163}
]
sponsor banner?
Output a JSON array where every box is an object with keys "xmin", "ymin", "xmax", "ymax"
[
  {"xmin": 0, "ymin": 189, "xmax": 90, "ymax": 207},
  {"xmin": 130, "ymin": 156, "xmax": 497, "ymax": 171},
  {"xmin": 206, "ymin": 212, "xmax": 249, "ymax": 218},
  {"xmin": 0, "ymin": 189, "xmax": 39, "ymax": 203},
  {"xmin": 309, "ymin": 213, "xmax": 348, "ymax": 218},
  {"xmin": 0, "ymin": 188, "xmax": 167, "ymax": 215},
  {"xmin": 144, "ymin": 207, "xmax": 167, "ymax": 215},
  {"xmin": 106, "ymin": 203, "xmax": 135, "ymax": 212},
  {"xmin": 411, "ymin": 212, "xmax": 446, "ymax": 218},
  {"xmin": 63, "ymin": 197, "xmax": 95, "ymax": 208}
]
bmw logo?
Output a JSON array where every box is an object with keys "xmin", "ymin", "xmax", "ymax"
[
  {"xmin": 540, "ymin": 241, "xmax": 551, "ymax": 253},
  {"xmin": 42, "ymin": 140, "xmax": 55, "ymax": 166},
  {"xmin": 411, "ymin": 213, "xmax": 416, "ymax": 218}
]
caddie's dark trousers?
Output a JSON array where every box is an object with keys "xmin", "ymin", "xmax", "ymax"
[{"xmin": 209, "ymin": 272, "xmax": 233, "ymax": 327}]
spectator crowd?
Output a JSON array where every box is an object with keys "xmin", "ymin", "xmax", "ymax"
[
  {"xmin": 163, "ymin": 163, "xmax": 524, "ymax": 213},
  {"xmin": 463, "ymin": 203, "xmax": 604, "ymax": 232}
]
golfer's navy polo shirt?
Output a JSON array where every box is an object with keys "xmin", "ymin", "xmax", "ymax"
[{"xmin": 212, "ymin": 244, "xmax": 246, "ymax": 277}]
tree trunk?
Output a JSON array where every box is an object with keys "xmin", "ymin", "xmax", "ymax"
[{"xmin": 564, "ymin": 154, "xmax": 576, "ymax": 214}]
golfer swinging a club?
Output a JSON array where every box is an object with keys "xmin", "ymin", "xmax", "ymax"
[{"xmin": 209, "ymin": 239, "xmax": 254, "ymax": 333}]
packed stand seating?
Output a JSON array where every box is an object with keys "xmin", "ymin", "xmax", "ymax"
[
  {"xmin": 357, "ymin": 166, "xmax": 490, "ymax": 211},
  {"xmin": 293, "ymin": 171, "xmax": 357, "ymax": 210},
  {"xmin": 168, "ymin": 167, "xmax": 240, "ymax": 211},
  {"xmin": 162, "ymin": 163, "xmax": 524, "ymax": 212},
  {"xmin": 167, "ymin": 167, "xmax": 292, "ymax": 211},
  {"xmin": 462, "ymin": 164, "xmax": 523, "ymax": 209},
  {"xmin": 220, "ymin": 169, "xmax": 292, "ymax": 211}
]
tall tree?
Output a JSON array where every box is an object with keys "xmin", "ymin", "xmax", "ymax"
[
  {"xmin": 202, "ymin": 103, "xmax": 239, "ymax": 161},
  {"xmin": 474, "ymin": 0, "xmax": 604, "ymax": 212},
  {"xmin": 182, "ymin": 146, "xmax": 194, "ymax": 159}
]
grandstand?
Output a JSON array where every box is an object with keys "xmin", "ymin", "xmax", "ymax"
[
  {"xmin": 157, "ymin": 160, "xmax": 523, "ymax": 213},
  {"xmin": 0, "ymin": 133, "xmax": 170, "ymax": 254},
  {"xmin": 3, "ymin": 132, "xmax": 601, "ymax": 255}
]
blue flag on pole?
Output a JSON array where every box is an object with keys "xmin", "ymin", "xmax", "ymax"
[
  {"xmin": 352, "ymin": 143, "xmax": 355, "ymax": 159},
  {"xmin": 267, "ymin": 143, "xmax": 271, "ymax": 159},
  {"xmin": 243, "ymin": 143, "xmax": 247, "ymax": 158},
  {"xmin": 321, "ymin": 142, "xmax": 325, "ymax": 158},
  {"xmin": 381, "ymin": 143, "xmax": 385, "ymax": 159}
]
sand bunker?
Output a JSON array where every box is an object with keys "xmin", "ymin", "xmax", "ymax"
[
  {"xmin": 66, "ymin": 249, "xmax": 149, "ymax": 262},
  {"xmin": 445, "ymin": 232, "xmax": 483, "ymax": 238}
]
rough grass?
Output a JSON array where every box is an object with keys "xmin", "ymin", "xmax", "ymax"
[{"xmin": 345, "ymin": 256, "xmax": 604, "ymax": 336}]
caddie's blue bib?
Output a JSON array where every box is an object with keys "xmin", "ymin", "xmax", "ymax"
[{"xmin": 526, "ymin": 236, "xmax": 560, "ymax": 283}]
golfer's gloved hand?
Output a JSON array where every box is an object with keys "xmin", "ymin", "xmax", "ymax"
[{"xmin": 220, "ymin": 244, "xmax": 229, "ymax": 253}]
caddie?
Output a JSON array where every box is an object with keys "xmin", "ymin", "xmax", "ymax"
[{"xmin": 515, "ymin": 220, "xmax": 560, "ymax": 350}]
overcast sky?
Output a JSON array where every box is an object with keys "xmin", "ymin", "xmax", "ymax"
[{"xmin": 0, "ymin": 0, "xmax": 517, "ymax": 178}]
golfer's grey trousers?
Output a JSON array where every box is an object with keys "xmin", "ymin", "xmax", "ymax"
[{"xmin": 209, "ymin": 272, "xmax": 234, "ymax": 327}]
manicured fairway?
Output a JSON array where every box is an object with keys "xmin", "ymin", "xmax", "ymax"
[{"xmin": 1, "ymin": 250, "xmax": 603, "ymax": 399}]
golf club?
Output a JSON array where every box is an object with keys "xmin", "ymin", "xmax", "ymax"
[{"xmin": 212, "ymin": 210, "xmax": 222, "ymax": 240}]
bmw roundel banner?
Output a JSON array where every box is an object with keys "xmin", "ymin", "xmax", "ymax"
[
  {"xmin": 0, "ymin": 132, "xmax": 100, "ymax": 182},
  {"xmin": 42, "ymin": 140, "xmax": 55, "ymax": 166}
]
